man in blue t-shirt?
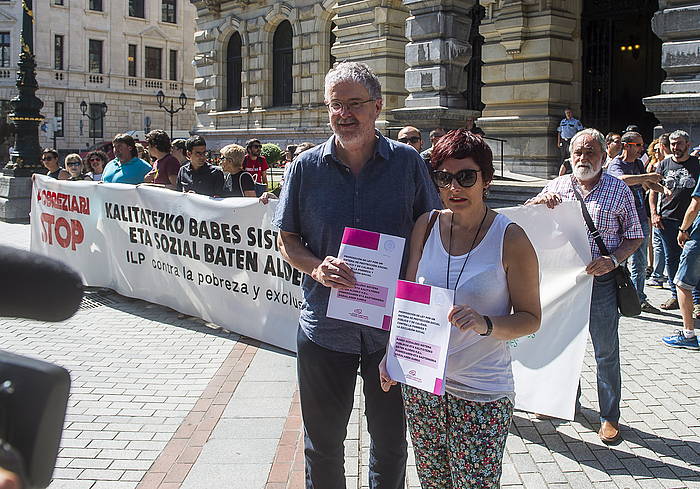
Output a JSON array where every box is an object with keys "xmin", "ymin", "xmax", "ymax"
[
  {"xmin": 662, "ymin": 175, "xmax": 700, "ymax": 350},
  {"xmin": 607, "ymin": 131, "xmax": 665, "ymax": 313},
  {"xmin": 557, "ymin": 108, "xmax": 584, "ymax": 163},
  {"xmin": 101, "ymin": 133, "xmax": 152, "ymax": 184}
]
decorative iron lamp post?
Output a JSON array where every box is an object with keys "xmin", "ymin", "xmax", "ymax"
[
  {"xmin": 156, "ymin": 90, "xmax": 187, "ymax": 138},
  {"xmin": 3, "ymin": 0, "xmax": 44, "ymax": 177},
  {"xmin": 80, "ymin": 101, "xmax": 108, "ymax": 147}
]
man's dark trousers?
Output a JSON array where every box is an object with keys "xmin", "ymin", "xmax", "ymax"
[{"xmin": 297, "ymin": 327, "xmax": 407, "ymax": 489}]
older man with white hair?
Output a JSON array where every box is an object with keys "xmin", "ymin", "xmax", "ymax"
[
  {"xmin": 274, "ymin": 62, "xmax": 440, "ymax": 488},
  {"xmin": 527, "ymin": 128, "xmax": 643, "ymax": 444}
]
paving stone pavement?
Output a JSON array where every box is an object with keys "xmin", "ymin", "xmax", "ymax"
[{"xmin": 2, "ymin": 221, "xmax": 700, "ymax": 488}]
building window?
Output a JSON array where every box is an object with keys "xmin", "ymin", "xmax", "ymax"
[
  {"xmin": 54, "ymin": 35, "xmax": 64, "ymax": 71},
  {"xmin": 0, "ymin": 32, "xmax": 10, "ymax": 68},
  {"xmin": 88, "ymin": 0, "xmax": 102, "ymax": 11},
  {"xmin": 54, "ymin": 0, "xmax": 65, "ymax": 5},
  {"xmin": 329, "ymin": 22, "xmax": 336, "ymax": 70},
  {"xmin": 88, "ymin": 39, "xmax": 103, "ymax": 73},
  {"xmin": 226, "ymin": 32, "xmax": 242, "ymax": 110},
  {"xmin": 54, "ymin": 102, "xmax": 64, "ymax": 138},
  {"xmin": 145, "ymin": 47, "xmax": 162, "ymax": 79},
  {"xmin": 162, "ymin": 0, "xmax": 176, "ymax": 24},
  {"xmin": 89, "ymin": 103, "xmax": 104, "ymax": 139},
  {"xmin": 272, "ymin": 21, "xmax": 293, "ymax": 107},
  {"xmin": 128, "ymin": 44, "xmax": 137, "ymax": 77},
  {"xmin": 169, "ymin": 49, "xmax": 177, "ymax": 81},
  {"xmin": 129, "ymin": 0, "xmax": 145, "ymax": 18}
]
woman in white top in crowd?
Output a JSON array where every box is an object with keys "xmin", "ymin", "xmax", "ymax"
[{"xmin": 379, "ymin": 128, "xmax": 541, "ymax": 488}]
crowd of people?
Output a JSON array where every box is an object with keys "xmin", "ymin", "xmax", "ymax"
[
  {"xmin": 555, "ymin": 111, "xmax": 700, "ymax": 347},
  {"xmin": 36, "ymin": 60, "xmax": 700, "ymax": 489},
  {"xmin": 40, "ymin": 130, "xmax": 319, "ymax": 203}
]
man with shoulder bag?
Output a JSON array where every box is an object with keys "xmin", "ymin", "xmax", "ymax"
[{"xmin": 526, "ymin": 128, "xmax": 643, "ymax": 444}]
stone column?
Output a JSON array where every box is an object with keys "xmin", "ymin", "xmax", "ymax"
[
  {"xmin": 642, "ymin": 1, "xmax": 700, "ymax": 141},
  {"xmin": 392, "ymin": 0, "xmax": 478, "ymax": 134},
  {"xmin": 331, "ymin": 0, "xmax": 409, "ymax": 131},
  {"xmin": 477, "ymin": 0, "xmax": 580, "ymax": 177}
]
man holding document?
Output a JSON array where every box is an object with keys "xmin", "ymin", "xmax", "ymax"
[{"xmin": 274, "ymin": 62, "xmax": 440, "ymax": 489}]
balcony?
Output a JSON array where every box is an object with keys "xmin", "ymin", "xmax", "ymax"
[
  {"xmin": 0, "ymin": 69, "xmax": 11, "ymax": 79},
  {"xmin": 88, "ymin": 74, "xmax": 104, "ymax": 84}
]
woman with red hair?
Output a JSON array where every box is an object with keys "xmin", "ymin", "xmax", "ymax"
[{"xmin": 380, "ymin": 129, "xmax": 541, "ymax": 487}]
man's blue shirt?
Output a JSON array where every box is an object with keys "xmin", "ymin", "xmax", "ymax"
[
  {"xmin": 102, "ymin": 157, "xmax": 152, "ymax": 184},
  {"xmin": 557, "ymin": 117, "xmax": 584, "ymax": 140},
  {"xmin": 273, "ymin": 132, "xmax": 441, "ymax": 354}
]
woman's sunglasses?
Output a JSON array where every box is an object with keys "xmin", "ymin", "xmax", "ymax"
[{"xmin": 431, "ymin": 169, "xmax": 480, "ymax": 188}]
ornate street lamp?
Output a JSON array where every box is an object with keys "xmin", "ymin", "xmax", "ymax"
[
  {"xmin": 3, "ymin": 0, "xmax": 44, "ymax": 177},
  {"xmin": 80, "ymin": 101, "xmax": 108, "ymax": 147},
  {"xmin": 156, "ymin": 89, "xmax": 187, "ymax": 139}
]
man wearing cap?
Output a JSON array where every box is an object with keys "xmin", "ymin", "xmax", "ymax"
[{"xmin": 243, "ymin": 139, "xmax": 269, "ymax": 186}]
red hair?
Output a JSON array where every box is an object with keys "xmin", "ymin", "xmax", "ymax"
[{"xmin": 430, "ymin": 129, "xmax": 494, "ymax": 182}]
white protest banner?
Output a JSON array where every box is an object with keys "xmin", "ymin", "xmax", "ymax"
[
  {"xmin": 30, "ymin": 176, "xmax": 302, "ymax": 352},
  {"xmin": 327, "ymin": 227, "xmax": 405, "ymax": 330},
  {"xmin": 30, "ymin": 177, "xmax": 591, "ymax": 419},
  {"xmin": 500, "ymin": 201, "xmax": 593, "ymax": 420}
]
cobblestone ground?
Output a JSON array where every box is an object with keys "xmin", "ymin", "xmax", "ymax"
[{"xmin": 2, "ymin": 222, "xmax": 700, "ymax": 489}]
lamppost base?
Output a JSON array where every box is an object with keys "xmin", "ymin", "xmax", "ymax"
[{"xmin": 0, "ymin": 174, "xmax": 32, "ymax": 223}]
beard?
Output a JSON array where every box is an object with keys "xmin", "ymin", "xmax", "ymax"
[
  {"xmin": 331, "ymin": 118, "xmax": 375, "ymax": 147},
  {"xmin": 573, "ymin": 164, "xmax": 601, "ymax": 181}
]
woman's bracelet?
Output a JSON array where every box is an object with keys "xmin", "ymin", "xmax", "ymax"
[{"xmin": 480, "ymin": 315, "xmax": 493, "ymax": 336}]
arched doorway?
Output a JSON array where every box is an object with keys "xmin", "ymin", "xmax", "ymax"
[{"xmin": 581, "ymin": 0, "xmax": 664, "ymax": 141}]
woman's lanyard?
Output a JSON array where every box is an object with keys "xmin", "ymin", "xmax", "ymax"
[{"xmin": 446, "ymin": 206, "xmax": 489, "ymax": 290}]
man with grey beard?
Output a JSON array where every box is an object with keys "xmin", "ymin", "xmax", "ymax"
[{"xmin": 527, "ymin": 128, "xmax": 643, "ymax": 444}]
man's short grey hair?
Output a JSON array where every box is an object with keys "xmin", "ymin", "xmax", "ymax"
[
  {"xmin": 569, "ymin": 128, "xmax": 605, "ymax": 155},
  {"xmin": 669, "ymin": 130, "xmax": 690, "ymax": 143},
  {"xmin": 324, "ymin": 62, "xmax": 382, "ymax": 101}
]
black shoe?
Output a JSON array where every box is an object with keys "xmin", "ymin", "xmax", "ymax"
[{"xmin": 640, "ymin": 301, "xmax": 661, "ymax": 314}]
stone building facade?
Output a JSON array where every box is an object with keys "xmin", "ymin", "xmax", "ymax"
[
  {"xmin": 191, "ymin": 0, "xmax": 700, "ymax": 177},
  {"xmin": 0, "ymin": 0, "xmax": 197, "ymax": 158}
]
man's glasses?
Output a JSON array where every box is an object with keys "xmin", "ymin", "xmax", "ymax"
[
  {"xmin": 625, "ymin": 142, "xmax": 643, "ymax": 147},
  {"xmin": 432, "ymin": 169, "xmax": 481, "ymax": 189},
  {"xmin": 398, "ymin": 136, "xmax": 421, "ymax": 144},
  {"xmin": 325, "ymin": 99, "xmax": 375, "ymax": 114}
]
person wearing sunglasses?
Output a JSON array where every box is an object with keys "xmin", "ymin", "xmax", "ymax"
[
  {"xmin": 607, "ymin": 132, "xmax": 666, "ymax": 314},
  {"xmin": 41, "ymin": 148, "xmax": 70, "ymax": 180},
  {"xmin": 274, "ymin": 61, "xmax": 440, "ymax": 489},
  {"xmin": 84, "ymin": 150, "xmax": 108, "ymax": 181},
  {"xmin": 527, "ymin": 128, "xmax": 644, "ymax": 444},
  {"xmin": 63, "ymin": 153, "xmax": 91, "ymax": 181},
  {"xmin": 379, "ymin": 128, "xmax": 540, "ymax": 487},
  {"xmin": 243, "ymin": 138, "xmax": 269, "ymax": 187},
  {"xmin": 397, "ymin": 126, "xmax": 423, "ymax": 153}
]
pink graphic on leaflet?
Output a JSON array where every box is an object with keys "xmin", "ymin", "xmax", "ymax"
[
  {"xmin": 393, "ymin": 336, "xmax": 441, "ymax": 367},
  {"xmin": 337, "ymin": 282, "xmax": 388, "ymax": 307},
  {"xmin": 395, "ymin": 280, "xmax": 431, "ymax": 305},
  {"xmin": 342, "ymin": 228, "xmax": 380, "ymax": 250}
]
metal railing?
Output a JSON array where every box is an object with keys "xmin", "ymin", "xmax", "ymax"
[{"xmin": 483, "ymin": 136, "xmax": 507, "ymax": 178}]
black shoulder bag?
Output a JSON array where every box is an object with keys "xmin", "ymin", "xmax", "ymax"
[{"xmin": 571, "ymin": 184, "xmax": 642, "ymax": 317}]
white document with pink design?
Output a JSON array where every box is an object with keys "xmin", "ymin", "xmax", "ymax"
[{"xmin": 386, "ymin": 280, "xmax": 453, "ymax": 395}]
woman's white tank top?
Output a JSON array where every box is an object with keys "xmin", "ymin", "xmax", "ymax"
[{"xmin": 416, "ymin": 211, "xmax": 514, "ymax": 402}]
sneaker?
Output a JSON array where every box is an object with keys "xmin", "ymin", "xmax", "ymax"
[
  {"xmin": 646, "ymin": 278, "xmax": 665, "ymax": 289},
  {"xmin": 660, "ymin": 297, "xmax": 679, "ymax": 310},
  {"xmin": 640, "ymin": 301, "xmax": 661, "ymax": 314},
  {"xmin": 662, "ymin": 331, "xmax": 700, "ymax": 350},
  {"xmin": 694, "ymin": 304, "xmax": 700, "ymax": 319}
]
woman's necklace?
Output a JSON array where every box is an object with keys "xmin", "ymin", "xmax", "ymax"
[{"xmin": 446, "ymin": 206, "xmax": 489, "ymax": 290}]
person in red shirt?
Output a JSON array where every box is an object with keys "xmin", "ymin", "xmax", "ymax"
[
  {"xmin": 243, "ymin": 138, "xmax": 269, "ymax": 185},
  {"xmin": 143, "ymin": 130, "xmax": 181, "ymax": 189}
]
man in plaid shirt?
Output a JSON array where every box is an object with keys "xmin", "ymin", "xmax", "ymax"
[{"xmin": 527, "ymin": 128, "xmax": 643, "ymax": 444}]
